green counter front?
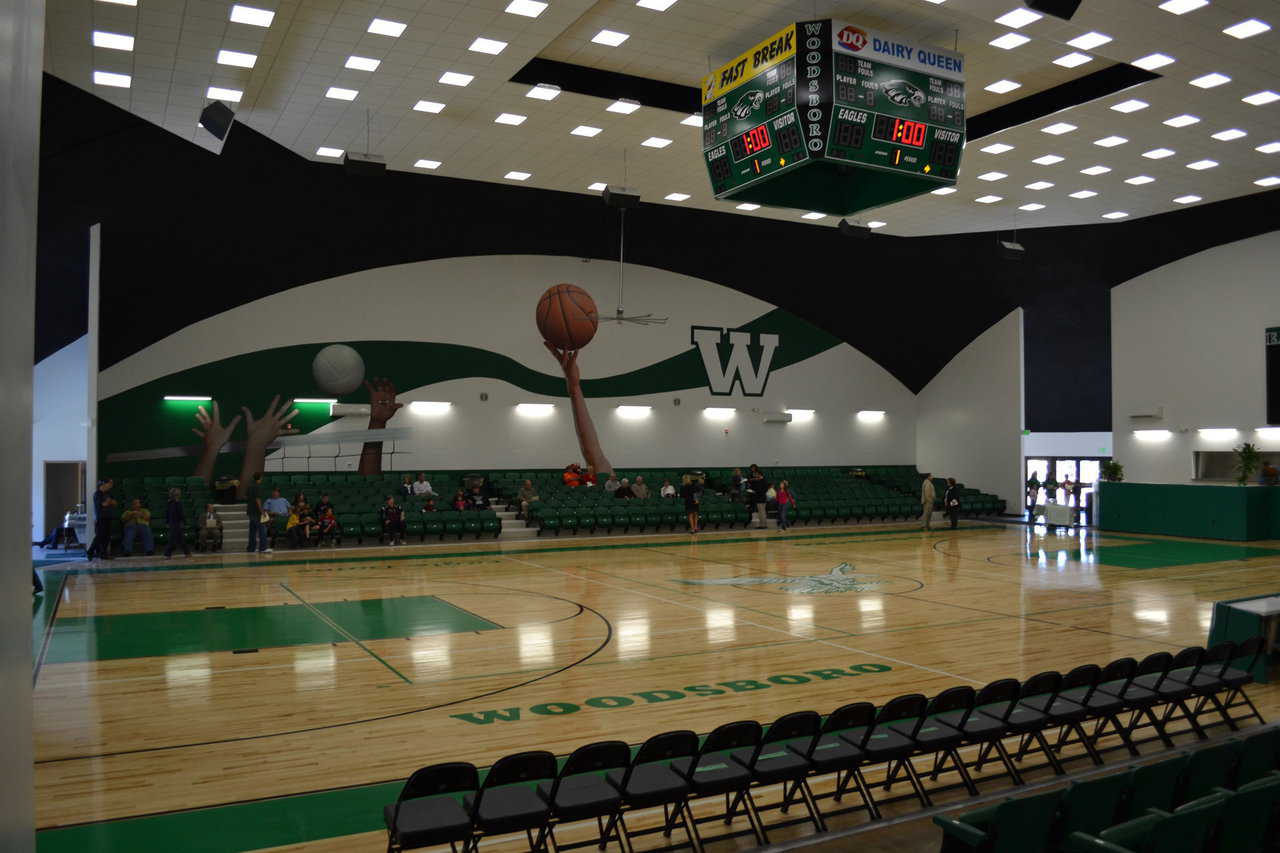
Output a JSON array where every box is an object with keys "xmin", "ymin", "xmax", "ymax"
[{"xmin": 1099, "ymin": 482, "xmax": 1280, "ymax": 541}]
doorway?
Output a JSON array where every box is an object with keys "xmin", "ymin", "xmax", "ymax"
[
  {"xmin": 1023, "ymin": 457, "xmax": 1107, "ymax": 520},
  {"xmin": 44, "ymin": 461, "xmax": 85, "ymax": 539}
]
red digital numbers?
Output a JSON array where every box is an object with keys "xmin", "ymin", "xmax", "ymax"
[
  {"xmin": 742, "ymin": 123, "xmax": 771, "ymax": 155},
  {"xmin": 892, "ymin": 119, "xmax": 927, "ymax": 147}
]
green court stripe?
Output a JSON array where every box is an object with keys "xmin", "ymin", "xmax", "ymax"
[{"xmin": 280, "ymin": 584, "xmax": 414, "ymax": 684}]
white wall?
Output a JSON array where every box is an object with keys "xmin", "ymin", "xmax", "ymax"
[
  {"xmin": 1022, "ymin": 432, "xmax": 1113, "ymax": 459},
  {"xmin": 916, "ymin": 309, "xmax": 1024, "ymax": 506},
  {"xmin": 32, "ymin": 336, "xmax": 89, "ymax": 539},
  {"xmin": 1112, "ymin": 231, "xmax": 1280, "ymax": 484}
]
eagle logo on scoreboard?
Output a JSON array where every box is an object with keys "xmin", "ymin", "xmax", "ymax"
[
  {"xmin": 731, "ymin": 90, "xmax": 765, "ymax": 120},
  {"xmin": 837, "ymin": 26, "xmax": 868, "ymax": 51},
  {"xmin": 881, "ymin": 79, "xmax": 926, "ymax": 108}
]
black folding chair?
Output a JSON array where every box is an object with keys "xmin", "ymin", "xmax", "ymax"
[
  {"xmin": 1022, "ymin": 664, "xmax": 1105, "ymax": 767},
  {"xmin": 1082, "ymin": 658, "xmax": 1144, "ymax": 756},
  {"xmin": 1096, "ymin": 652, "xmax": 1176, "ymax": 749},
  {"xmin": 464, "ymin": 750, "xmax": 557, "ymax": 852},
  {"xmin": 384, "ymin": 762, "xmax": 478, "ymax": 853},
  {"xmin": 606, "ymin": 730, "xmax": 701, "ymax": 853},
  {"xmin": 938, "ymin": 678, "xmax": 1024, "ymax": 786},
  {"xmin": 1219, "ymin": 636, "xmax": 1268, "ymax": 726},
  {"xmin": 796, "ymin": 701, "xmax": 881, "ymax": 819},
  {"xmin": 915, "ymin": 685, "xmax": 981, "ymax": 796},
  {"xmin": 538, "ymin": 741, "xmax": 629, "ymax": 852},
  {"xmin": 670, "ymin": 720, "xmax": 767, "ymax": 846},
  {"xmin": 1000, "ymin": 671, "xmax": 1067, "ymax": 775},
  {"xmin": 1172, "ymin": 641, "xmax": 1239, "ymax": 731},
  {"xmin": 1149, "ymin": 647, "xmax": 1210, "ymax": 740},
  {"xmin": 847, "ymin": 694, "xmax": 935, "ymax": 809},
  {"xmin": 730, "ymin": 710, "xmax": 826, "ymax": 835},
  {"xmin": 1055, "ymin": 663, "xmax": 1138, "ymax": 759}
]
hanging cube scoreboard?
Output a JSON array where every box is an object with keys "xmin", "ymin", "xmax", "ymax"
[{"xmin": 701, "ymin": 20, "xmax": 966, "ymax": 216}]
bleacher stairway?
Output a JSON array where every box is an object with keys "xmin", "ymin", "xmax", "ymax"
[{"xmin": 215, "ymin": 504, "xmax": 249, "ymax": 551}]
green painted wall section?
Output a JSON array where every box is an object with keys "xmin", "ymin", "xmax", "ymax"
[{"xmin": 1099, "ymin": 482, "xmax": 1280, "ymax": 541}]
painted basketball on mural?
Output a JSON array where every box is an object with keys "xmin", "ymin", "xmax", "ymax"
[{"xmin": 536, "ymin": 284, "xmax": 599, "ymax": 350}]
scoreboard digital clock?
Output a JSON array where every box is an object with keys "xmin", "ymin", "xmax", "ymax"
[{"xmin": 701, "ymin": 19, "xmax": 965, "ymax": 217}]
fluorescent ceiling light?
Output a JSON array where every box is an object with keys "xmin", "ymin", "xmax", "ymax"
[
  {"xmin": 94, "ymin": 70, "xmax": 131, "ymax": 87},
  {"xmin": 229, "ymin": 4, "xmax": 274, "ymax": 26},
  {"xmin": 984, "ymin": 79, "xmax": 1021, "ymax": 94},
  {"xmin": 495, "ymin": 113, "xmax": 527, "ymax": 125},
  {"xmin": 1143, "ymin": 147, "xmax": 1175, "ymax": 159},
  {"xmin": 664, "ymin": 192, "xmax": 690, "ymax": 201},
  {"xmin": 1258, "ymin": 142, "xmax": 1280, "ymax": 153},
  {"xmin": 931, "ymin": 187, "xmax": 957, "ymax": 195},
  {"xmin": 867, "ymin": 221, "xmax": 887, "ymax": 229},
  {"xmin": 1223, "ymin": 19, "xmax": 1270, "ymax": 39},
  {"xmin": 1257, "ymin": 428, "xmax": 1280, "ymax": 440},
  {"xmin": 1158, "ymin": 0, "xmax": 1206, "ymax": 13},
  {"xmin": 505, "ymin": 0, "xmax": 547, "ymax": 16},
  {"xmin": 1211, "ymin": 128, "xmax": 1247, "ymax": 141},
  {"xmin": 571, "ymin": 125, "xmax": 602, "ymax": 137},
  {"xmin": 1033, "ymin": 154, "xmax": 1065, "ymax": 164},
  {"xmin": 1133, "ymin": 53, "xmax": 1175, "ymax": 70},
  {"xmin": 1256, "ymin": 177, "xmax": 1280, "ymax": 187},
  {"xmin": 218, "ymin": 49, "xmax": 258, "ymax": 68},
  {"xmin": 1189, "ymin": 72, "xmax": 1230, "ymax": 88},
  {"xmin": 504, "ymin": 170, "xmax": 531, "ymax": 180},
  {"xmin": 316, "ymin": 147, "xmax": 343, "ymax": 157},
  {"xmin": 637, "ymin": 0, "xmax": 679, "ymax": 9},
  {"xmin": 801, "ymin": 211, "xmax": 826, "ymax": 219},
  {"xmin": 1172, "ymin": 194, "xmax": 1202, "ymax": 204},
  {"xmin": 1102, "ymin": 211, "xmax": 1128, "ymax": 219},
  {"xmin": 1111, "ymin": 99, "xmax": 1148, "ymax": 113},
  {"xmin": 977, "ymin": 171, "xmax": 1007, "ymax": 181},
  {"xmin": 995, "ymin": 8, "xmax": 1042, "ymax": 27},
  {"xmin": 1068, "ymin": 190, "xmax": 1097, "ymax": 199},
  {"xmin": 526, "ymin": 84, "xmax": 561, "ymax": 100},
  {"xmin": 344, "ymin": 55, "xmax": 379, "ymax": 71},
  {"xmin": 439, "ymin": 71, "xmax": 473, "ymax": 87},
  {"xmin": 163, "ymin": 395, "xmax": 211, "ymax": 401},
  {"xmin": 1124, "ymin": 175, "xmax": 1154, "ymax": 185},
  {"xmin": 1163, "ymin": 114, "xmax": 1199, "ymax": 128},
  {"xmin": 414, "ymin": 159, "xmax": 441, "ymax": 170},
  {"xmin": 207, "ymin": 85, "xmax": 242, "ymax": 102},
  {"xmin": 641, "ymin": 136, "xmax": 672, "ymax": 148},
  {"xmin": 703, "ymin": 407, "xmax": 735, "ymax": 421},
  {"xmin": 616, "ymin": 405, "xmax": 653, "ymax": 419},
  {"xmin": 410, "ymin": 401, "xmax": 451, "ymax": 415},
  {"xmin": 469, "ymin": 37, "xmax": 508, "ymax": 54},
  {"xmin": 368, "ymin": 18, "xmax": 406, "ymax": 36},
  {"xmin": 97, "ymin": 0, "xmax": 137, "ymax": 6},
  {"xmin": 325, "ymin": 86, "xmax": 358, "ymax": 101},
  {"xmin": 1053, "ymin": 52, "xmax": 1092, "ymax": 68},
  {"xmin": 1042, "ymin": 122, "xmax": 1076, "ymax": 135},
  {"xmin": 1198, "ymin": 428, "xmax": 1238, "ymax": 439},
  {"xmin": 856, "ymin": 410, "xmax": 886, "ymax": 423},
  {"xmin": 736, "ymin": 202, "xmax": 760, "ymax": 210},
  {"xmin": 1019, "ymin": 202, "xmax": 1046, "ymax": 211},
  {"xmin": 981, "ymin": 142, "xmax": 1014, "ymax": 153},
  {"xmin": 1067, "ymin": 31, "xmax": 1111, "ymax": 50},
  {"xmin": 413, "ymin": 100, "xmax": 445, "ymax": 113},
  {"xmin": 1080, "ymin": 165, "xmax": 1110, "ymax": 175},
  {"xmin": 587, "ymin": 182, "xmax": 607, "ymax": 191},
  {"xmin": 989, "ymin": 32, "xmax": 1031, "ymax": 49},
  {"xmin": 681, "ymin": 114, "xmax": 703, "ymax": 127},
  {"xmin": 1134, "ymin": 429, "xmax": 1172, "ymax": 440},
  {"xmin": 1025, "ymin": 180, "xmax": 1054, "ymax": 190},
  {"xmin": 1094, "ymin": 135, "xmax": 1127, "ymax": 147},
  {"xmin": 515, "ymin": 403, "xmax": 554, "ymax": 417},
  {"xmin": 785, "ymin": 408, "xmax": 815, "ymax": 421},
  {"xmin": 1243, "ymin": 91, "xmax": 1280, "ymax": 106},
  {"xmin": 974, "ymin": 194, "xmax": 1003, "ymax": 204},
  {"xmin": 1186, "ymin": 159, "xmax": 1218, "ymax": 170},
  {"xmin": 592, "ymin": 29, "xmax": 630, "ymax": 46},
  {"xmin": 607, "ymin": 99, "xmax": 641, "ymax": 114},
  {"xmin": 93, "ymin": 31, "xmax": 134, "ymax": 50},
  {"xmin": 293, "ymin": 398, "xmax": 337, "ymax": 404}
]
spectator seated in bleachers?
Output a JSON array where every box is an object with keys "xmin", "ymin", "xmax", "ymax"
[
  {"xmin": 399, "ymin": 474, "xmax": 414, "ymax": 497},
  {"xmin": 603, "ymin": 473, "xmax": 621, "ymax": 493},
  {"xmin": 467, "ymin": 485, "xmax": 489, "ymax": 510},
  {"xmin": 631, "ymin": 476, "xmax": 649, "ymax": 500},
  {"xmin": 289, "ymin": 499, "xmax": 315, "ymax": 547},
  {"xmin": 380, "ymin": 495, "xmax": 406, "ymax": 545},
  {"xmin": 582, "ymin": 465, "xmax": 598, "ymax": 487},
  {"xmin": 516, "ymin": 479, "xmax": 539, "ymax": 519},
  {"xmin": 197, "ymin": 503, "xmax": 222, "ymax": 551},
  {"xmin": 263, "ymin": 488, "xmax": 289, "ymax": 522},
  {"xmin": 315, "ymin": 506, "xmax": 339, "ymax": 545},
  {"xmin": 450, "ymin": 490, "xmax": 467, "ymax": 511},
  {"xmin": 412, "ymin": 473, "xmax": 435, "ymax": 496},
  {"xmin": 421, "ymin": 498, "xmax": 437, "ymax": 513},
  {"xmin": 121, "ymin": 499, "xmax": 154, "ymax": 555},
  {"xmin": 613, "ymin": 478, "xmax": 635, "ymax": 499},
  {"xmin": 563, "ymin": 463, "xmax": 582, "ymax": 488},
  {"xmin": 660, "ymin": 479, "xmax": 676, "ymax": 498},
  {"xmin": 314, "ymin": 493, "xmax": 334, "ymax": 517}
]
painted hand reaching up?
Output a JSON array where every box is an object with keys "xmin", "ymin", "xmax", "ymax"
[
  {"xmin": 237, "ymin": 396, "xmax": 298, "ymax": 498},
  {"xmin": 365, "ymin": 377, "xmax": 404, "ymax": 428},
  {"xmin": 191, "ymin": 402, "xmax": 242, "ymax": 485},
  {"xmin": 543, "ymin": 341, "xmax": 611, "ymax": 478},
  {"xmin": 543, "ymin": 342, "xmax": 581, "ymax": 389}
]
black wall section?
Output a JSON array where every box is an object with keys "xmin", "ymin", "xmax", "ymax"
[{"xmin": 36, "ymin": 73, "xmax": 1280, "ymax": 432}]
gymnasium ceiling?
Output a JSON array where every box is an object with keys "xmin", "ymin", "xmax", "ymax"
[{"xmin": 45, "ymin": 0, "xmax": 1279, "ymax": 236}]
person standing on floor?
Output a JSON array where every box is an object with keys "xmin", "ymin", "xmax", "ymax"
[
  {"xmin": 775, "ymin": 480, "xmax": 796, "ymax": 531},
  {"xmin": 747, "ymin": 470, "xmax": 770, "ymax": 529},
  {"xmin": 920, "ymin": 473, "xmax": 936, "ymax": 531},
  {"xmin": 944, "ymin": 478, "xmax": 961, "ymax": 530},
  {"xmin": 164, "ymin": 488, "xmax": 191, "ymax": 557},
  {"xmin": 680, "ymin": 474, "xmax": 701, "ymax": 534},
  {"xmin": 87, "ymin": 478, "xmax": 117, "ymax": 560},
  {"xmin": 245, "ymin": 472, "xmax": 269, "ymax": 553}
]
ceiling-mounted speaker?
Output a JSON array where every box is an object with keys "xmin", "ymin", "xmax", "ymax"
[
  {"xmin": 199, "ymin": 100, "xmax": 235, "ymax": 140},
  {"xmin": 1026, "ymin": 0, "xmax": 1083, "ymax": 20}
]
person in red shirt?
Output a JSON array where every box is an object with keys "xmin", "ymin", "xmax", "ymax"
[
  {"xmin": 775, "ymin": 480, "xmax": 796, "ymax": 531},
  {"xmin": 451, "ymin": 490, "xmax": 468, "ymax": 511},
  {"xmin": 581, "ymin": 464, "xmax": 598, "ymax": 487}
]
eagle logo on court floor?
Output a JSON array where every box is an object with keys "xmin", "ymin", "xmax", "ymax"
[{"xmin": 676, "ymin": 563, "xmax": 886, "ymax": 594}]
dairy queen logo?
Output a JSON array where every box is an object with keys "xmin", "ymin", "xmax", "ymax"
[{"xmin": 838, "ymin": 26, "xmax": 868, "ymax": 51}]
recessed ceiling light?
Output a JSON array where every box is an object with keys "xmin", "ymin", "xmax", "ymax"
[
  {"xmin": 344, "ymin": 55, "xmax": 379, "ymax": 71},
  {"xmin": 1172, "ymin": 194, "xmax": 1202, "ymax": 204},
  {"xmin": 413, "ymin": 100, "xmax": 445, "ymax": 113},
  {"xmin": 637, "ymin": 0, "xmax": 679, "ymax": 9},
  {"xmin": 439, "ymin": 71, "xmax": 473, "ymax": 87},
  {"xmin": 681, "ymin": 114, "xmax": 703, "ymax": 127},
  {"xmin": 995, "ymin": 8, "xmax": 1042, "ymax": 27},
  {"xmin": 974, "ymin": 195, "xmax": 1003, "ymax": 203},
  {"xmin": 1042, "ymin": 122, "xmax": 1076, "ymax": 135},
  {"xmin": 1069, "ymin": 189, "xmax": 1098, "ymax": 198},
  {"xmin": 469, "ymin": 37, "xmax": 508, "ymax": 55},
  {"xmin": 867, "ymin": 221, "xmax": 887, "ymax": 229},
  {"xmin": 1124, "ymin": 175, "xmax": 1155, "ymax": 184},
  {"xmin": 1189, "ymin": 72, "xmax": 1231, "ymax": 88},
  {"xmin": 1111, "ymin": 99, "xmax": 1148, "ymax": 113},
  {"xmin": 1159, "ymin": 0, "xmax": 1207, "ymax": 14},
  {"xmin": 495, "ymin": 113, "xmax": 527, "ymax": 125},
  {"xmin": 1132, "ymin": 53, "xmax": 1175, "ymax": 70},
  {"xmin": 504, "ymin": 170, "xmax": 532, "ymax": 181},
  {"xmin": 1025, "ymin": 180, "xmax": 1054, "ymax": 190},
  {"xmin": 989, "ymin": 32, "xmax": 1031, "ymax": 49},
  {"xmin": 1143, "ymin": 147, "xmax": 1176, "ymax": 159},
  {"xmin": 1102, "ymin": 211, "xmax": 1129, "ymax": 219},
  {"xmin": 325, "ymin": 86, "xmax": 358, "ymax": 101},
  {"xmin": 526, "ymin": 84, "xmax": 560, "ymax": 100},
  {"xmin": 505, "ymin": 0, "xmax": 547, "ymax": 16},
  {"xmin": 93, "ymin": 70, "xmax": 131, "ymax": 87},
  {"xmin": 1068, "ymin": 31, "xmax": 1111, "ymax": 50},
  {"xmin": 93, "ymin": 31, "xmax": 134, "ymax": 50},
  {"xmin": 229, "ymin": 4, "xmax": 274, "ymax": 27},
  {"xmin": 736, "ymin": 202, "xmax": 760, "ymax": 210},
  {"xmin": 588, "ymin": 182, "xmax": 607, "ymax": 191},
  {"xmin": 207, "ymin": 85, "xmax": 242, "ymax": 102},
  {"xmin": 1163, "ymin": 114, "xmax": 1199, "ymax": 128},
  {"xmin": 592, "ymin": 29, "xmax": 630, "ymax": 46},
  {"xmin": 1186, "ymin": 159, "xmax": 1218, "ymax": 170},
  {"xmin": 641, "ymin": 136, "xmax": 672, "ymax": 148},
  {"xmin": 1094, "ymin": 135, "xmax": 1127, "ymax": 147},
  {"xmin": 1080, "ymin": 165, "xmax": 1110, "ymax": 175},
  {"xmin": 1211, "ymin": 128, "xmax": 1247, "ymax": 141},
  {"xmin": 1243, "ymin": 91, "xmax": 1280, "ymax": 106},
  {"xmin": 1053, "ymin": 52, "xmax": 1093, "ymax": 68},
  {"xmin": 96, "ymin": 0, "xmax": 137, "ymax": 6},
  {"xmin": 217, "ymin": 49, "xmax": 259, "ymax": 70},
  {"xmin": 316, "ymin": 147, "xmax": 343, "ymax": 158},
  {"xmin": 368, "ymin": 18, "xmax": 406, "ymax": 36},
  {"xmin": 978, "ymin": 171, "xmax": 1007, "ymax": 181},
  {"xmin": 664, "ymin": 192, "xmax": 690, "ymax": 201},
  {"xmin": 984, "ymin": 79, "xmax": 1021, "ymax": 94},
  {"xmin": 414, "ymin": 159, "xmax": 441, "ymax": 170},
  {"xmin": 1257, "ymin": 142, "xmax": 1280, "ymax": 154},
  {"xmin": 570, "ymin": 125, "xmax": 602, "ymax": 137},
  {"xmin": 1223, "ymin": 19, "xmax": 1270, "ymax": 39},
  {"xmin": 980, "ymin": 142, "xmax": 1014, "ymax": 154},
  {"xmin": 1019, "ymin": 203, "xmax": 1046, "ymax": 211},
  {"xmin": 931, "ymin": 187, "xmax": 957, "ymax": 195},
  {"xmin": 1033, "ymin": 154, "xmax": 1065, "ymax": 165},
  {"xmin": 1255, "ymin": 176, "xmax": 1280, "ymax": 187},
  {"xmin": 606, "ymin": 99, "xmax": 641, "ymax": 114},
  {"xmin": 801, "ymin": 211, "xmax": 826, "ymax": 220}
]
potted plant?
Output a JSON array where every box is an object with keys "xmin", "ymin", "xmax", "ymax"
[
  {"xmin": 1100, "ymin": 460, "xmax": 1124, "ymax": 482},
  {"xmin": 1235, "ymin": 442, "xmax": 1262, "ymax": 486}
]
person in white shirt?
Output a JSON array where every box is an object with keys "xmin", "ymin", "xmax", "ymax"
[
  {"xmin": 603, "ymin": 474, "xmax": 621, "ymax": 493},
  {"xmin": 660, "ymin": 479, "xmax": 676, "ymax": 498},
  {"xmin": 412, "ymin": 473, "xmax": 434, "ymax": 496},
  {"xmin": 920, "ymin": 473, "xmax": 936, "ymax": 530}
]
